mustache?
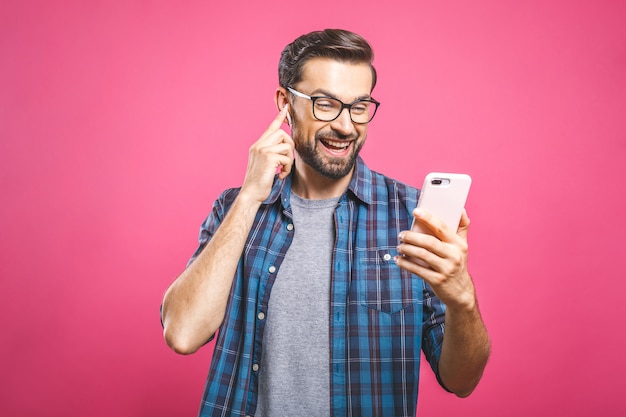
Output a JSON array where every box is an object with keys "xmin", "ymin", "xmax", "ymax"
[{"xmin": 314, "ymin": 130, "xmax": 359, "ymax": 142}]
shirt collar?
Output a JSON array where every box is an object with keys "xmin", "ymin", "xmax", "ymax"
[
  {"xmin": 262, "ymin": 156, "xmax": 373, "ymax": 207},
  {"xmin": 346, "ymin": 156, "xmax": 372, "ymax": 205},
  {"xmin": 263, "ymin": 174, "xmax": 292, "ymax": 207}
]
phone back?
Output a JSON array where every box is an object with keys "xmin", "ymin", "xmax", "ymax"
[{"xmin": 413, "ymin": 172, "xmax": 472, "ymax": 234}]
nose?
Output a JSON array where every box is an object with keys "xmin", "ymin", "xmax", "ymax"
[{"xmin": 330, "ymin": 107, "xmax": 356, "ymax": 135}]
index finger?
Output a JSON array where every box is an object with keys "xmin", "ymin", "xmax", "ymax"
[
  {"xmin": 412, "ymin": 208, "xmax": 452, "ymax": 240},
  {"xmin": 265, "ymin": 104, "xmax": 289, "ymax": 134}
]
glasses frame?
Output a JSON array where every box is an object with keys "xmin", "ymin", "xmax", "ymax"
[{"xmin": 286, "ymin": 87, "xmax": 380, "ymax": 124}]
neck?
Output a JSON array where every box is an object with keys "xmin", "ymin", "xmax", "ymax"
[{"xmin": 291, "ymin": 161, "xmax": 353, "ymax": 200}]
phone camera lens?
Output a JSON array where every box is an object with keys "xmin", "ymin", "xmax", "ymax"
[{"xmin": 432, "ymin": 179, "xmax": 443, "ymax": 185}]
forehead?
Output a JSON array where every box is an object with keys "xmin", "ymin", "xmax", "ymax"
[{"xmin": 297, "ymin": 57, "xmax": 373, "ymax": 100}]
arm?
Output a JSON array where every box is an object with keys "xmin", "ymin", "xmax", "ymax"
[
  {"xmin": 161, "ymin": 106, "xmax": 295, "ymax": 355},
  {"xmin": 395, "ymin": 209, "xmax": 490, "ymax": 397}
]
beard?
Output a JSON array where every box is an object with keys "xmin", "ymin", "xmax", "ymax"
[{"xmin": 293, "ymin": 128, "xmax": 365, "ymax": 180}]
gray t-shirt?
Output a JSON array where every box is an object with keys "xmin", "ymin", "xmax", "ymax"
[{"xmin": 256, "ymin": 192, "xmax": 339, "ymax": 417}]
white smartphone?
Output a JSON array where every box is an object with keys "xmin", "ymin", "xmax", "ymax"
[{"xmin": 411, "ymin": 172, "xmax": 472, "ymax": 235}]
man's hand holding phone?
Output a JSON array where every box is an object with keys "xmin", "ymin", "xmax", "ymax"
[
  {"xmin": 239, "ymin": 105, "xmax": 295, "ymax": 204},
  {"xmin": 395, "ymin": 208, "xmax": 476, "ymax": 311},
  {"xmin": 394, "ymin": 173, "xmax": 477, "ymax": 311}
]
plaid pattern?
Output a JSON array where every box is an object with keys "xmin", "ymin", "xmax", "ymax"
[{"xmin": 191, "ymin": 157, "xmax": 446, "ymax": 417}]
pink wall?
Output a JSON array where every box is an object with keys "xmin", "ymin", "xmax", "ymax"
[{"xmin": 1, "ymin": 1, "xmax": 625, "ymax": 416}]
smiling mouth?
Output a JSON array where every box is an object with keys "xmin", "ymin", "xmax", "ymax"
[{"xmin": 320, "ymin": 138, "xmax": 351, "ymax": 154}]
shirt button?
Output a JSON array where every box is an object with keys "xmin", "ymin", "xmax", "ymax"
[
  {"xmin": 252, "ymin": 363, "xmax": 259, "ymax": 372},
  {"xmin": 258, "ymin": 312, "xmax": 265, "ymax": 320},
  {"xmin": 287, "ymin": 223, "xmax": 294, "ymax": 231},
  {"xmin": 269, "ymin": 265, "xmax": 276, "ymax": 273},
  {"xmin": 383, "ymin": 253, "xmax": 391, "ymax": 261}
]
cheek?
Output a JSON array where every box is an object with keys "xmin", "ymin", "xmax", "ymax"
[
  {"xmin": 292, "ymin": 118, "xmax": 322, "ymax": 141},
  {"xmin": 356, "ymin": 126, "xmax": 368, "ymax": 140},
  {"xmin": 290, "ymin": 124, "xmax": 312, "ymax": 152}
]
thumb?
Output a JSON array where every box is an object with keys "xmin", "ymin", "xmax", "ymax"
[{"xmin": 457, "ymin": 209, "xmax": 470, "ymax": 239}]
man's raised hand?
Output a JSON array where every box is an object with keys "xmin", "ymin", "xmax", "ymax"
[{"xmin": 240, "ymin": 105, "xmax": 295, "ymax": 203}]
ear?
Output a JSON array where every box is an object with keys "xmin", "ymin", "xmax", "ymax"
[{"xmin": 274, "ymin": 87, "xmax": 289, "ymax": 112}]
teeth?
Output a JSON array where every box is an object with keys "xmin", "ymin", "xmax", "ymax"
[{"xmin": 323, "ymin": 139, "xmax": 349, "ymax": 149}]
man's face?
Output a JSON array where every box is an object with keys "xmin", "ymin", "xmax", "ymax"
[{"xmin": 288, "ymin": 58, "xmax": 374, "ymax": 180}]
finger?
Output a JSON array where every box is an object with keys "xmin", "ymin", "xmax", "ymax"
[
  {"xmin": 457, "ymin": 209, "xmax": 470, "ymax": 239},
  {"xmin": 273, "ymin": 143, "xmax": 295, "ymax": 179},
  {"xmin": 396, "ymin": 238, "xmax": 465, "ymax": 282},
  {"xmin": 268, "ymin": 129, "xmax": 296, "ymax": 170},
  {"xmin": 259, "ymin": 140, "xmax": 294, "ymax": 155},
  {"xmin": 254, "ymin": 137, "xmax": 295, "ymax": 166},
  {"xmin": 412, "ymin": 208, "xmax": 452, "ymax": 241},
  {"xmin": 273, "ymin": 153, "xmax": 294, "ymax": 179},
  {"xmin": 254, "ymin": 140, "xmax": 294, "ymax": 178},
  {"xmin": 397, "ymin": 233, "xmax": 448, "ymax": 268},
  {"xmin": 278, "ymin": 128, "xmax": 296, "ymax": 150},
  {"xmin": 264, "ymin": 104, "xmax": 290, "ymax": 136},
  {"xmin": 277, "ymin": 159, "xmax": 294, "ymax": 179},
  {"xmin": 394, "ymin": 253, "xmax": 441, "ymax": 283},
  {"xmin": 256, "ymin": 123, "xmax": 295, "ymax": 151}
]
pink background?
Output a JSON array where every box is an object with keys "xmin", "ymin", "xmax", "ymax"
[{"xmin": 2, "ymin": 1, "xmax": 625, "ymax": 416}]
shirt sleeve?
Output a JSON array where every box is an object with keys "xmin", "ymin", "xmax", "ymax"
[
  {"xmin": 421, "ymin": 280, "xmax": 452, "ymax": 392},
  {"xmin": 186, "ymin": 192, "xmax": 230, "ymax": 267},
  {"xmin": 160, "ymin": 189, "xmax": 232, "ymax": 330}
]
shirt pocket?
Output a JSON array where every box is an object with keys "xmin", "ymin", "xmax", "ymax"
[{"xmin": 357, "ymin": 248, "xmax": 423, "ymax": 314}]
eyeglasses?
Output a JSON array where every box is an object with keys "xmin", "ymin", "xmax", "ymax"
[{"xmin": 287, "ymin": 87, "xmax": 380, "ymax": 124}]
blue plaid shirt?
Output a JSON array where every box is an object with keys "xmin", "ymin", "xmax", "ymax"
[{"xmin": 190, "ymin": 157, "xmax": 447, "ymax": 417}]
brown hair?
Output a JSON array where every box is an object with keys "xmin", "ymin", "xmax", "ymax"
[{"xmin": 278, "ymin": 29, "xmax": 377, "ymax": 91}]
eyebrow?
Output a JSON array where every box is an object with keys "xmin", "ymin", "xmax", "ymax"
[{"xmin": 308, "ymin": 88, "xmax": 372, "ymax": 101}]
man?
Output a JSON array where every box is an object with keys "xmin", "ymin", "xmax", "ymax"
[{"xmin": 161, "ymin": 29, "xmax": 490, "ymax": 416}]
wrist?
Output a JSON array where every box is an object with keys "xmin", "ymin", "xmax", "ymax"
[
  {"xmin": 236, "ymin": 189, "xmax": 266, "ymax": 208},
  {"xmin": 446, "ymin": 293, "xmax": 478, "ymax": 315},
  {"xmin": 446, "ymin": 274, "xmax": 478, "ymax": 314}
]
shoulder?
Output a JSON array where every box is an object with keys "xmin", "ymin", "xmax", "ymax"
[
  {"xmin": 366, "ymin": 166, "xmax": 419, "ymax": 210},
  {"xmin": 214, "ymin": 187, "xmax": 242, "ymax": 212},
  {"xmin": 350, "ymin": 157, "xmax": 419, "ymax": 208}
]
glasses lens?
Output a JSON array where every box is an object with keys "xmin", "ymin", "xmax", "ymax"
[
  {"xmin": 312, "ymin": 97, "xmax": 378, "ymax": 123},
  {"xmin": 350, "ymin": 101, "xmax": 376, "ymax": 124},
  {"xmin": 312, "ymin": 98, "xmax": 342, "ymax": 121}
]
